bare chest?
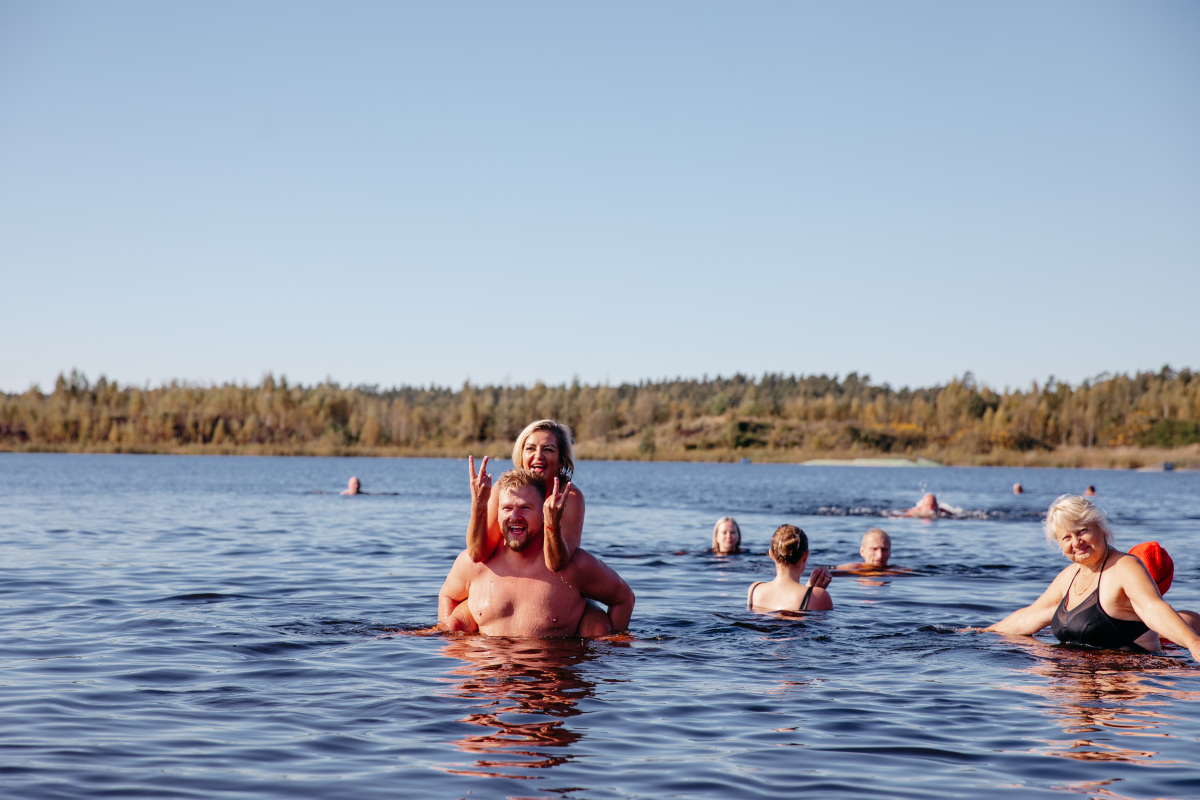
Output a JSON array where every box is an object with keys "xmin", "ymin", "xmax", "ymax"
[{"xmin": 468, "ymin": 570, "xmax": 586, "ymax": 637}]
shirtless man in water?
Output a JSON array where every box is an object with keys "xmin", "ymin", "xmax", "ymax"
[
  {"xmin": 835, "ymin": 528, "xmax": 893, "ymax": 571},
  {"xmin": 438, "ymin": 469, "xmax": 635, "ymax": 638},
  {"xmin": 901, "ymin": 493, "xmax": 952, "ymax": 518}
]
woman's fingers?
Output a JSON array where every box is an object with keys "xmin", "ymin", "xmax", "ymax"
[
  {"xmin": 480, "ymin": 455, "xmax": 489, "ymax": 480},
  {"xmin": 468, "ymin": 455, "xmax": 476, "ymax": 480}
]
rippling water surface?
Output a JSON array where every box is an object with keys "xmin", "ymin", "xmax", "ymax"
[{"xmin": 2, "ymin": 453, "xmax": 1199, "ymax": 799}]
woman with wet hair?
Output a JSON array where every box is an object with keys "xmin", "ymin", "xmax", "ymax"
[
  {"xmin": 981, "ymin": 495, "xmax": 1200, "ymax": 660},
  {"xmin": 747, "ymin": 525, "xmax": 833, "ymax": 612},
  {"xmin": 711, "ymin": 516, "xmax": 742, "ymax": 554}
]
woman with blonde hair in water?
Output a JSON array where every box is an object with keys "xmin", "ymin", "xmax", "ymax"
[
  {"xmin": 711, "ymin": 516, "xmax": 742, "ymax": 554},
  {"xmin": 747, "ymin": 525, "xmax": 833, "ymax": 612},
  {"xmin": 466, "ymin": 419, "xmax": 584, "ymax": 572},
  {"xmin": 980, "ymin": 495, "xmax": 1200, "ymax": 660}
]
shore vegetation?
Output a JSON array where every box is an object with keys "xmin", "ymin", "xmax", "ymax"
[{"xmin": 3, "ymin": 367, "xmax": 1199, "ymax": 468}]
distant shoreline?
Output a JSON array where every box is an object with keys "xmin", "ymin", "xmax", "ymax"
[
  {"xmin": 5, "ymin": 368, "xmax": 1197, "ymax": 470},
  {"xmin": 2, "ymin": 441, "xmax": 1196, "ymax": 470}
]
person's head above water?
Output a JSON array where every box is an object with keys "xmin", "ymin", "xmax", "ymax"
[
  {"xmin": 1013, "ymin": 483, "xmax": 1023, "ymax": 494},
  {"xmin": 770, "ymin": 524, "xmax": 809, "ymax": 566},
  {"xmin": 495, "ymin": 468, "xmax": 547, "ymax": 553},
  {"xmin": 859, "ymin": 528, "xmax": 892, "ymax": 568},
  {"xmin": 1085, "ymin": 485, "xmax": 1096, "ymax": 496},
  {"xmin": 341, "ymin": 476, "xmax": 361, "ymax": 495},
  {"xmin": 916, "ymin": 493, "xmax": 939, "ymax": 512},
  {"xmin": 1043, "ymin": 494, "xmax": 1114, "ymax": 551},
  {"xmin": 712, "ymin": 516, "xmax": 741, "ymax": 554},
  {"xmin": 512, "ymin": 419, "xmax": 575, "ymax": 482}
]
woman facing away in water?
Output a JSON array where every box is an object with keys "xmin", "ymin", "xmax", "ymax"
[{"xmin": 747, "ymin": 525, "xmax": 833, "ymax": 612}]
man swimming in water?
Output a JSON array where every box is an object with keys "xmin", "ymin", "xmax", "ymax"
[
  {"xmin": 901, "ymin": 493, "xmax": 952, "ymax": 518},
  {"xmin": 835, "ymin": 528, "xmax": 893, "ymax": 571},
  {"xmin": 341, "ymin": 476, "xmax": 362, "ymax": 495},
  {"xmin": 438, "ymin": 469, "xmax": 635, "ymax": 638}
]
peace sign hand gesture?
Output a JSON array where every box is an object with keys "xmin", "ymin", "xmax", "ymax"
[
  {"xmin": 544, "ymin": 476, "xmax": 572, "ymax": 536},
  {"xmin": 468, "ymin": 455, "xmax": 492, "ymax": 508}
]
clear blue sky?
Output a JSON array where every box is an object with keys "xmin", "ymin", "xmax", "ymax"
[{"xmin": 2, "ymin": 1, "xmax": 1197, "ymax": 393}]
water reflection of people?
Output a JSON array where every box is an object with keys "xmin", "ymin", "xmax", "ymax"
[
  {"xmin": 981, "ymin": 495, "xmax": 1200, "ymax": 661},
  {"xmin": 712, "ymin": 516, "xmax": 742, "ymax": 554},
  {"xmin": 1010, "ymin": 641, "xmax": 1189, "ymax": 764},
  {"xmin": 438, "ymin": 636, "xmax": 597, "ymax": 778},
  {"xmin": 340, "ymin": 476, "xmax": 362, "ymax": 495}
]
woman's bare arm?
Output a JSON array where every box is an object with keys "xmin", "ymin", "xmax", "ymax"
[
  {"xmin": 543, "ymin": 485, "xmax": 584, "ymax": 572},
  {"xmin": 984, "ymin": 570, "xmax": 1069, "ymax": 635},
  {"xmin": 1120, "ymin": 559, "xmax": 1200, "ymax": 661},
  {"xmin": 465, "ymin": 456, "xmax": 502, "ymax": 562}
]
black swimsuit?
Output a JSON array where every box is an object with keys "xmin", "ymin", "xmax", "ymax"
[
  {"xmin": 749, "ymin": 582, "xmax": 812, "ymax": 611},
  {"xmin": 1051, "ymin": 553, "xmax": 1149, "ymax": 650}
]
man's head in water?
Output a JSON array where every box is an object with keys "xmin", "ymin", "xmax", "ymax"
[
  {"xmin": 1085, "ymin": 485, "xmax": 1096, "ymax": 496},
  {"xmin": 496, "ymin": 469, "xmax": 547, "ymax": 553},
  {"xmin": 1013, "ymin": 483, "xmax": 1023, "ymax": 494},
  {"xmin": 859, "ymin": 528, "xmax": 892, "ymax": 568},
  {"xmin": 915, "ymin": 493, "xmax": 939, "ymax": 513},
  {"xmin": 341, "ymin": 476, "xmax": 361, "ymax": 495}
]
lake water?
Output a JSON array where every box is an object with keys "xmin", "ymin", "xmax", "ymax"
[{"xmin": 2, "ymin": 453, "xmax": 1199, "ymax": 799}]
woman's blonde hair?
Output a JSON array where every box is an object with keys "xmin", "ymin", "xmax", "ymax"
[
  {"xmin": 1044, "ymin": 494, "xmax": 1114, "ymax": 546},
  {"xmin": 711, "ymin": 516, "xmax": 741, "ymax": 551},
  {"xmin": 771, "ymin": 524, "xmax": 809, "ymax": 565},
  {"xmin": 512, "ymin": 419, "xmax": 575, "ymax": 481}
]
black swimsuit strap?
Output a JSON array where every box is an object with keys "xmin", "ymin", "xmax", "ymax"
[
  {"xmin": 1063, "ymin": 546, "xmax": 1110, "ymax": 609},
  {"xmin": 749, "ymin": 581, "xmax": 761, "ymax": 608},
  {"xmin": 800, "ymin": 585, "xmax": 813, "ymax": 611}
]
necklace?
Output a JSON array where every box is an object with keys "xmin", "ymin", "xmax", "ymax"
[{"xmin": 1072, "ymin": 546, "xmax": 1109, "ymax": 595}]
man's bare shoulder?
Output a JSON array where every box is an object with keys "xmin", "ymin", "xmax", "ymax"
[
  {"xmin": 561, "ymin": 546, "xmax": 601, "ymax": 573},
  {"xmin": 450, "ymin": 548, "xmax": 486, "ymax": 575}
]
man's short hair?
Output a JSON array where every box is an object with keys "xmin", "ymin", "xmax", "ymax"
[
  {"xmin": 496, "ymin": 468, "xmax": 547, "ymax": 501},
  {"xmin": 863, "ymin": 528, "xmax": 890, "ymax": 544}
]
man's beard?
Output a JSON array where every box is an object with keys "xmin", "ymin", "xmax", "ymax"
[{"xmin": 502, "ymin": 523, "xmax": 538, "ymax": 552}]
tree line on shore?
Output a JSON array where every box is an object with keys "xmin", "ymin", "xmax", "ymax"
[{"xmin": 2, "ymin": 367, "xmax": 1198, "ymax": 465}]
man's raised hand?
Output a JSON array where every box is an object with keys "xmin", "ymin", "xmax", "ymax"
[
  {"xmin": 544, "ymin": 476, "xmax": 572, "ymax": 533},
  {"xmin": 468, "ymin": 455, "xmax": 492, "ymax": 506}
]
